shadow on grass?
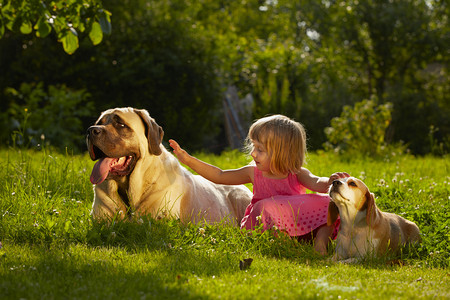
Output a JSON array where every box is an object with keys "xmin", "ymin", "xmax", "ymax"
[
  {"xmin": 1, "ymin": 244, "xmax": 213, "ymax": 299},
  {"xmin": 1, "ymin": 213, "xmax": 441, "ymax": 300},
  {"xmin": 83, "ymin": 216, "xmax": 430, "ymax": 269}
]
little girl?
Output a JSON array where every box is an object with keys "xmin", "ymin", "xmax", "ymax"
[{"xmin": 169, "ymin": 114, "xmax": 348, "ymax": 255}]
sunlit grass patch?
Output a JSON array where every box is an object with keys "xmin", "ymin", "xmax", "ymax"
[{"xmin": 0, "ymin": 148, "xmax": 448, "ymax": 299}]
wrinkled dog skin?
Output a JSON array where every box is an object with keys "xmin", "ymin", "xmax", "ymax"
[
  {"xmin": 87, "ymin": 107, "xmax": 252, "ymax": 224},
  {"xmin": 328, "ymin": 177, "xmax": 421, "ymax": 263}
]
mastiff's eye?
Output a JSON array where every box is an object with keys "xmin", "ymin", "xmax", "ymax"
[
  {"xmin": 113, "ymin": 115, "xmax": 128, "ymax": 128},
  {"xmin": 348, "ymin": 181, "xmax": 357, "ymax": 187},
  {"xmin": 115, "ymin": 119, "xmax": 127, "ymax": 129}
]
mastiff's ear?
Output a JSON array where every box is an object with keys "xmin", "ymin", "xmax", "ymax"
[
  {"xmin": 327, "ymin": 200, "xmax": 339, "ymax": 226},
  {"xmin": 134, "ymin": 109, "xmax": 164, "ymax": 156}
]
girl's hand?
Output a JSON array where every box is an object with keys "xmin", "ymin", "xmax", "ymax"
[
  {"xmin": 328, "ymin": 172, "xmax": 350, "ymax": 185},
  {"xmin": 169, "ymin": 139, "xmax": 253, "ymax": 185},
  {"xmin": 169, "ymin": 139, "xmax": 190, "ymax": 165}
]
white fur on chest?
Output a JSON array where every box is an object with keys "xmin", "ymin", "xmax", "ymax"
[
  {"xmin": 132, "ymin": 150, "xmax": 187, "ymax": 215},
  {"xmin": 334, "ymin": 225, "xmax": 380, "ymax": 260}
]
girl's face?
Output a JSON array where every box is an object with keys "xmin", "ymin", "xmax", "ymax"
[{"xmin": 250, "ymin": 140, "xmax": 271, "ymax": 174}]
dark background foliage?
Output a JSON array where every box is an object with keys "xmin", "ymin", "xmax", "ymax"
[{"xmin": 0, "ymin": 0, "xmax": 448, "ymax": 154}]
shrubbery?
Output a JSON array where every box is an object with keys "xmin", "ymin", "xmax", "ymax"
[
  {"xmin": 324, "ymin": 97, "xmax": 397, "ymax": 157},
  {"xmin": 0, "ymin": 0, "xmax": 448, "ymax": 154},
  {"xmin": 2, "ymin": 82, "xmax": 94, "ymax": 151}
]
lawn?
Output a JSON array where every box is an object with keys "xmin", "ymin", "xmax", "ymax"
[{"xmin": 0, "ymin": 147, "xmax": 449, "ymax": 299}]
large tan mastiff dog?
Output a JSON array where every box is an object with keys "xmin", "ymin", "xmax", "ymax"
[
  {"xmin": 328, "ymin": 177, "xmax": 421, "ymax": 263},
  {"xmin": 86, "ymin": 107, "xmax": 252, "ymax": 224}
]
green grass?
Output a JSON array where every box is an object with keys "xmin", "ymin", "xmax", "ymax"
[{"xmin": 0, "ymin": 148, "xmax": 449, "ymax": 299}]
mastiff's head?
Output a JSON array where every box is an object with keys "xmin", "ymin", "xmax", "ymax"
[{"xmin": 87, "ymin": 107, "xmax": 164, "ymax": 185}]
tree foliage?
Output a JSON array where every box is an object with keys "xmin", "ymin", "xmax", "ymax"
[
  {"xmin": 0, "ymin": 0, "xmax": 448, "ymax": 155},
  {"xmin": 0, "ymin": 0, "xmax": 111, "ymax": 54}
]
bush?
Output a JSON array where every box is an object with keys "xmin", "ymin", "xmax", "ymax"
[
  {"xmin": 324, "ymin": 97, "xmax": 394, "ymax": 157},
  {"xmin": 3, "ymin": 82, "xmax": 94, "ymax": 152}
]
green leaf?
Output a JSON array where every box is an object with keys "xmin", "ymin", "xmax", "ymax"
[
  {"xmin": 64, "ymin": 220, "xmax": 71, "ymax": 233},
  {"xmin": 78, "ymin": 22, "xmax": 85, "ymax": 33},
  {"xmin": 61, "ymin": 30, "xmax": 79, "ymax": 55},
  {"xmin": 35, "ymin": 17, "xmax": 52, "ymax": 38},
  {"xmin": 99, "ymin": 11, "xmax": 111, "ymax": 35},
  {"xmin": 20, "ymin": 19, "xmax": 32, "ymax": 34},
  {"xmin": 2, "ymin": 2, "xmax": 15, "ymax": 31},
  {"xmin": 89, "ymin": 21, "xmax": 103, "ymax": 45},
  {"xmin": 0, "ymin": 19, "xmax": 4, "ymax": 39},
  {"xmin": 54, "ymin": 15, "xmax": 66, "ymax": 32},
  {"xmin": 46, "ymin": 219, "xmax": 56, "ymax": 229}
]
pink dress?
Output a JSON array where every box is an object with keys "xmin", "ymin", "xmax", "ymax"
[{"xmin": 240, "ymin": 168, "xmax": 339, "ymax": 238}]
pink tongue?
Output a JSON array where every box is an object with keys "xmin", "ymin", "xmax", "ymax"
[{"xmin": 90, "ymin": 157, "xmax": 115, "ymax": 185}]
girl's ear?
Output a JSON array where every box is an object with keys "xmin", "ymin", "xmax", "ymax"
[{"xmin": 327, "ymin": 201, "xmax": 339, "ymax": 226}]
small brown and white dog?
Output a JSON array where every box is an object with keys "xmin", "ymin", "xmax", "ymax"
[
  {"xmin": 327, "ymin": 177, "xmax": 421, "ymax": 263},
  {"xmin": 86, "ymin": 107, "xmax": 252, "ymax": 224}
]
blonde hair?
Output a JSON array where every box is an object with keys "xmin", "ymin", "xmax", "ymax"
[{"xmin": 246, "ymin": 114, "xmax": 307, "ymax": 176}]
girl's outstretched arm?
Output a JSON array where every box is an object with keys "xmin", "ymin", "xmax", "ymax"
[
  {"xmin": 297, "ymin": 168, "xmax": 349, "ymax": 193},
  {"xmin": 169, "ymin": 139, "xmax": 253, "ymax": 185}
]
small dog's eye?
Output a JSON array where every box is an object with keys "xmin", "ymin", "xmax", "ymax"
[{"xmin": 348, "ymin": 181, "xmax": 357, "ymax": 187}]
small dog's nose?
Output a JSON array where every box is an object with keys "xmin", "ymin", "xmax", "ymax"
[{"xmin": 332, "ymin": 180, "xmax": 342, "ymax": 187}]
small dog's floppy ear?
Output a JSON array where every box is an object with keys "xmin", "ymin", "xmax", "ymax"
[
  {"xmin": 366, "ymin": 191, "xmax": 380, "ymax": 228},
  {"xmin": 327, "ymin": 200, "xmax": 339, "ymax": 226},
  {"xmin": 134, "ymin": 109, "xmax": 164, "ymax": 156}
]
